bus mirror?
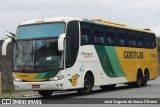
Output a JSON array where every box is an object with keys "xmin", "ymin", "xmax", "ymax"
[
  {"xmin": 2, "ymin": 38, "xmax": 13, "ymax": 56},
  {"xmin": 58, "ymin": 33, "xmax": 65, "ymax": 51}
]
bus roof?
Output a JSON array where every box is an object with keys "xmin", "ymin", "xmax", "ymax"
[
  {"xmin": 84, "ymin": 18, "xmax": 154, "ymax": 34},
  {"xmin": 19, "ymin": 17, "xmax": 154, "ymax": 34},
  {"xmin": 19, "ymin": 17, "xmax": 83, "ymax": 26}
]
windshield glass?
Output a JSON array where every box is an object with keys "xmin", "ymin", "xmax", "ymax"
[
  {"xmin": 14, "ymin": 41, "xmax": 35, "ymax": 70},
  {"xmin": 14, "ymin": 39, "xmax": 63, "ymax": 71},
  {"xmin": 16, "ymin": 23, "xmax": 65, "ymax": 40}
]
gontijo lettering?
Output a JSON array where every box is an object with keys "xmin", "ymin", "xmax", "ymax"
[{"xmin": 124, "ymin": 51, "xmax": 143, "ymax": 59}]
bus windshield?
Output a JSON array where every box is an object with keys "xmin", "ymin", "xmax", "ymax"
[
  {"xmin": 14, "ymin": 39, "xmax": 63, "ymax": 72},
  {"xmin": 16, "ymin": 23, "xmax": 65, "ymax": 40}
]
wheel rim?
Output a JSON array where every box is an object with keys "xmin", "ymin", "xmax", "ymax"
[
  {"xmin": 138, "ymin": 75, "xmax": 142, "ymax": 86},
  {"xmin": 84, "ymin": 79, "xmax": 92, "ymax": 92}
]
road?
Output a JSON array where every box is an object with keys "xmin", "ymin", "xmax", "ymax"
[
  {"xmin": 22, "ymin": 76, "xmax": 160, "ymax": 103},
  {"xmin": 3, "ymin": 77, "xmax": 160, "ymax": 107},
  {"xmin": 27, "ymin": 76, "xmax": 160, "ymax": 98}
]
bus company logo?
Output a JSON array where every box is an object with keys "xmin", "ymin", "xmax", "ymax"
[
  {"xmin": 81, "ymin": 52, "xmax": 94, "ymax": 58},
  {"xmin": 124, "ymin": 51, "xmax": 143, "ymax": 59},
  {"xmin": 20, "ymin": 75, "xmax": 29, "ymax": 78},
  {"xmin": 69, "ymin": 74, "xmax": 79, "ymax": 86}
]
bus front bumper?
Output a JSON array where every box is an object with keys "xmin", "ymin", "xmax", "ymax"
[{"xmin": 14, "ymin": 80, "xmax": 66, "ymax": 91}]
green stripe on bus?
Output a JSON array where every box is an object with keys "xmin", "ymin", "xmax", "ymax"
[
  {"xmin": 94, "ymin": 45, "xmax": 125, "ymax": 77},
  {"xmin": 94, "ymin": 46, "xmax": 116, "ymax": 77},
  {"xmin": 34, "ymin": 70, "xmax": 59, "ymax": 79},
  {"xmin": 105, "ymin": 47, "xmax": 125, "ymax": 77}
]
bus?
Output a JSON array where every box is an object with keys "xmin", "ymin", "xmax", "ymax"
[{"xmin": 2, "ymin": 17, "xmax": 158, "ymax": 97}]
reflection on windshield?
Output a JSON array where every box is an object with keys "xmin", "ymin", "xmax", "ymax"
[
  {"xmin": 35, "ymin": 39, "xmax": 61, "ymax": 70},
  {"xmin": 14, "ymin": 39, "xmax": 63, "ymax": 71},
  {"xmin": 15, "ymin": 41, "xmax": 35, "ymax": 70}
]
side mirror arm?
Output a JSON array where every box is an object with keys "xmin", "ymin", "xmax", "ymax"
[{"xmin": 2, "ymin": 38, "xmax": 13, "ymax": 55}]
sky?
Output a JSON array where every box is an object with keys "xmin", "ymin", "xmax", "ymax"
[{"xmin": 0, "ymin": 0, "xmax": 160, "ymax": 39}]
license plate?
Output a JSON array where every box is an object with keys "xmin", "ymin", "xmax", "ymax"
[{"xmin": 32, "ymin": 84, "xmax": 40, "ymax": 88}]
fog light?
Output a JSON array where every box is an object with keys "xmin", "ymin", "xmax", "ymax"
[{"xmin": 49, "ymin": 75, "xmax": 64, "ymax": 81}]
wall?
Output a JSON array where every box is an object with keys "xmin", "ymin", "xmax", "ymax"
[{"xmin": 0, "ymin": 40, "xmax": 14, "ymax": 91}]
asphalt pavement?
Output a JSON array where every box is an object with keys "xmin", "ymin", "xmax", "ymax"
[{"xmin": 1, "ymin": 76, "xmax": 160, "ymax": 107}]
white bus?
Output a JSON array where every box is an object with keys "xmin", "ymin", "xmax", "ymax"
[{"xmin": 2, "ymin": 17, "xmax": 158, "ymax": 97}]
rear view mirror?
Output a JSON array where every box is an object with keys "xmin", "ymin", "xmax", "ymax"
[
  {"xmin": 58, "ymin": 33, "xmax": 65, "ymax": 51},
  {"xmin": 2, "ymin": 38, "xmax": 13, "ymax": 55}
]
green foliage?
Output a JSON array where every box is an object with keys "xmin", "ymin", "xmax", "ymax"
[
  {"xmin": 156, "ymin": 37, "xmax": 160, "ymax": 52},
  {"xmin": 5, "ymin": 31, "xmax": 15, "ymax": 40},
  {"xmin": 158, "ymin": 66, "xmax": 160, "ymax": 75},
  {"xmin": 3, "ymin": 86, "xmax": 13, "ymax": 94}
]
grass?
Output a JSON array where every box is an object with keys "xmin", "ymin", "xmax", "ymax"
[{"xmin": 2, "ymin": 87, "xmax": 14, "ymax": 94}]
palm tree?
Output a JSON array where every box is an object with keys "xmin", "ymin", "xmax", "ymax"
[{"xmin": 5, "ymin": 31, "xmax": 15, "ymax": 40}]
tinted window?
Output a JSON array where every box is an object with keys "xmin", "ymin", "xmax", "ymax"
[
  {"xmin": 80, "ymin": 22, "xmax": 156, "ymax": 49},
  {"xmin": 136, "ymin": 32, "xmax": 144, "ymax": 48},
  {"xmin": 93, "ymin": 25, "xmax": 105, "ymax": 45},
  {"xmin": 80, "ymin": 23, "xmax": 93, "ymax": 45},
  {"xmin": 105, "ymin": 27, "xmax": 118, "ymax": 46},
  {"xmin": 144, "ymin": 33, "xmax": 156, "ymax": 48},
  {"xmin": 66, "ymin": 21, "xmax": 79, "ymax": 67},
  {"xmin": 117, "ymin": 29, "xmax": 127, "ymax": 46},
  {"xmin": 128, "ymin": 30, "xmax": 136, "ymax": 47}
]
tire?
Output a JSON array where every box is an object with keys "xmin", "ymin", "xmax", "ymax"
[
  {"xmin": 128, "ymin": 82, "xmax": 134, "ymax": 88},
  {"xmin": 100, "ymin": 84, "xmax": 116, "ymax": 90},
  {"xmin": 142, "ymin": 71, "xmax": 149, "ymax": 86},
  {"xmin": 38, "ymin": 90, "xmax": 53, "ymax": 97},
  {"xmin": 77, "ymin": 74, "xmax": 93, "ymax": 95},
  {"xmin": 134, "ymin": 71, "xmax": 143, "ymax": 87}
]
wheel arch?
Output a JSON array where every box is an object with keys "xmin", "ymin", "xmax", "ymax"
[
  {"xmin": 83, "ymin": 70, "xmax": 95, "ymax": 86},
  {"xmin": 137, "ymin": 68, "xmax": 143, "ymax": 76}
]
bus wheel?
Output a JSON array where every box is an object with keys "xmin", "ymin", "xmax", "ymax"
[
  {"xmin": 77, "ymin": 74, "xmax": 93, "ymax": 95},
  {"xmin": 142, "ymin": 71, "xmax": 149, "ymax": 86},
  {"xmin": 134, "ymin": 71, "xmax": 143, "ymax": 87},
  {"xmin": 100, "ymin": 84, "xmax": 116, "ymax": 90},
  {"xmin": 38, "ymin": 90, "xmax": 53, "ymax": 97}
]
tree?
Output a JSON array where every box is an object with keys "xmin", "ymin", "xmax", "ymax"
[
  {"xmin": 5, "ymin": 31, "xmax": 15, "ymax": 40},
  {"xmin": 156, "ymin": 37, "xmax": 160, "ymax": 52}
]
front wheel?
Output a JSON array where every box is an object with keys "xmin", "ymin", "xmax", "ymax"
[
  {"xmin": 38, "ymin": 90, "xmax": 53, "ymax": 97},
  {"xmin": 77, "ymin": 75, "xmax": 93, "ymax": 95}
]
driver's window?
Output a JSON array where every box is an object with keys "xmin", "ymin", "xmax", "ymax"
[{"xmin": 66, "ymin": 21, "xmax": 79, "ymax": 68}]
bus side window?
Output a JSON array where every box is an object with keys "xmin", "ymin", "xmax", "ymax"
[
  {"xmin": 81, "ymin": 35, "xmax": 89, "ymax": 45},
  {"xmin": 105, "ymin": 27, "xmax": 117, "ymax": 46},
  {"xmin": 107, "ymin": 37, "xmax": 112, "ymax": 45},
  {"xmin": 144, "ymin": 33, "xmax": 156, "ymax": 49},
  {"xmin": 95, "ymin": 36, "xmax": 105, "ymax": 45},
  {"xmin": 118, "ymin": 29, "xmax": 128, "ymax": 47},
  {"xmin": 128, "ymin": 31, "xmax": 136, "ymax": 47},
  {"xmin": 136, "ymin": 32, "xmax": 144, "ymax": 48},
  {"xmin": 150, "ymin": 34, "xmax": 156, "ymax": 48},
  {"xmin": 80, "ymin": 23, "xmax": 93, "ymax": 45},
  {"xmin": 119, "ymin": 39, "xmax": 124, "ymax": 46},
  {"xmin": 117, "ymin": 29, "xmax": 127, "ymax": 47},
  {"xmin": 93, "ymin": 25, "xmax": 105, "ymax": 45}
]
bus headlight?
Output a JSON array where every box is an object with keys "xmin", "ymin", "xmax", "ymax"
[
  {"xmin": 49, "ymin": 75, "xmax": 64, "ymax": 81},
  {"xmin": 14, "ymin": 77, "xmax": 23, "ymax": 82}
]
